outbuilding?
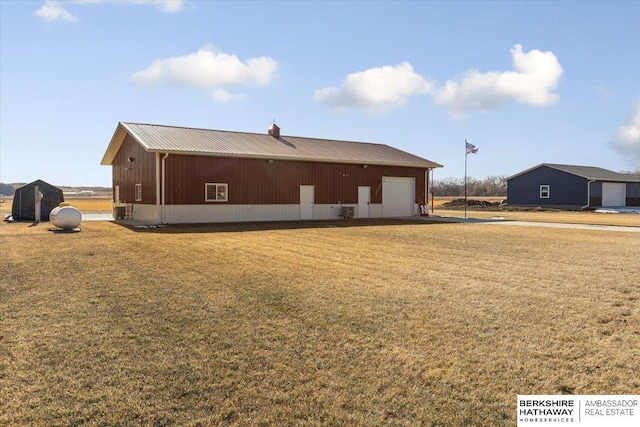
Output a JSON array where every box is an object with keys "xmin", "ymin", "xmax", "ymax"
[
  {"xmin": 11, "ymin": 179, "xmax": 64, "ymax": 221},
  {"xmin": 506, "ymin": 163, "xmax": 640, "ymax": 209},
  {"xmin": 100, "ymin": 122, "xmax": 442, "ymax": 224}
]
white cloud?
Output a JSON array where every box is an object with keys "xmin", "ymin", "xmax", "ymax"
[
  {"xmin": 211, "ymin": 89, "xmax": 244, "ymax": 103},
  {"xmin": 130, "ymin": 44, "xmax": 278, "ymax": 101},
  {"xmin": 34, "ymin": 0, "xmax": 186, "ymax": 22},
  {"xmin": 610, "ymin": 103, "xmax": 640, "ymax": 168},
  {"xmin": 127, "ymin": 0, "xmax": 185, "ymax": 13},
  {"xmin": 314, "ymin": 45, "xmax": 562, "ymax": 117},
  {"xmin": 314, "ymin": 62, "xmax": 434, "ymax": 114},
  {"xmin": 75, "ymin": 0, "xmax": 186, "ymax": 13},
  {"xmin": 34, "ymin": 1, "xmax": 78, "ymax": 22},
  {"xmin": 434, "ymin": 44, "xmax": 563, "ymax": 117}
]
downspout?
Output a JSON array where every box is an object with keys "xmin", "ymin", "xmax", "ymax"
[
  {"xmin": 430, "ymin": 168, "xmax": 434, "ymax": 213},
  {"xmin": 156, "ymin": 153, "xmax": 161, "ymax": 223},
  {"xmin": 161, "ymin": 153, "xmax": 169, "ymax": 223},
  {"xmin": 581, "ymin": 179, "xmax": 596, "ymax": 210},
  {"xmin": 424, "ymin": 169, "xmax": 429, "ymax": 216}
]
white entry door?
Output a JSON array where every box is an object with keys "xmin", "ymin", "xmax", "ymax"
[
  {"xmin": 358, "ymin": 186, "xmax": 370, "ymax": 218},
  {"xmin": 602, "ymin": 182, "xmax": 626, "ymax": 207},
  {"xmin": 300, "ymin": 185, "xmax": 314, "ymax": 219}
]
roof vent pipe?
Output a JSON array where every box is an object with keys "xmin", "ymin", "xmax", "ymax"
[{"xmin": 268, "ymin": 123, "xmax": 280, "ymax": 139}]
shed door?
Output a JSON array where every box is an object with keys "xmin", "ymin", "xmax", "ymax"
[
  {"xmin": 602, "ymin": 182, "xmax": 626, "ymax": 207},
  {"xmin": 358, "ymin": 186, "xmax": 370, "ymax": 218},
  {"xmin": 300, "ymin": 185, "xmax": 314, "ymax": 220},
  {"xmin": 382, "ymin": 177, "xmax": 415, "ymax": 217}
]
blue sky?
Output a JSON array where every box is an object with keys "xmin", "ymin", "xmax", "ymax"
[{"xmin": 1, "ymin": 0, "xmax": 639, "ymax": 187}]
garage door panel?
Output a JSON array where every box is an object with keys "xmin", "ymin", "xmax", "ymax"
[
  {"xmin": 602, "ymin": 182, "xmax": 626, "ymax": 207},
  {"xmin": 382, "ymin": 177, "xmax": 414, "ymax": 217}
]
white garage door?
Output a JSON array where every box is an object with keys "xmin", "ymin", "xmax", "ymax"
[
  {"xmin": 602, "ymin": 182, "xmax": 626, "ymax": 207},
  {"xmin": 382, "ymin": 177, "xmax": 415, "ymax": 217}
]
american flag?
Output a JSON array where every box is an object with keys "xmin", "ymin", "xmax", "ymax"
[{"xmin": 465, "ymin": 140, "xmax": 479, "ymax": 154}]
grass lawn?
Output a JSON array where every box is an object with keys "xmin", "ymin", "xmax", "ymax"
[
  {"xmin": 431, "ymin": 197, "xmax": 640, "ymax": 228},
  {"xmin": 434, "ymin": 208, "xmax": 640, "ymax": 227},
  {"xmin": 1, "ymin": 218, "xmax": 639, "ymax": 426}
]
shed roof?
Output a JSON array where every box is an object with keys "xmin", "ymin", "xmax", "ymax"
[
  {"xmin": 15, "ymin": 179, "xmax": 61, "ymax": 192},
  {"xmin": 101, "ymin": 122, "xmax": 443, "ymax": 169},
  {"xmin": 508, "ymin": 163, "xmax": 640, "ymax": 182}
]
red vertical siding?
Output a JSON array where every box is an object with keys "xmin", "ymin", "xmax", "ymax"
[
  {"xmin": 163, "ymin": 155, "xmax": 427, "ymax": 205},
  {"xmin": 112, "ymin": 135, "xmax": 157, "ymax": 204}
]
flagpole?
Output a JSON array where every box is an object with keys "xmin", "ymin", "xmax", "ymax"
[
  {"xmin": 464, "ymin": 139, "xmax": 468, "ymax": 219},
  {"xmin": 463, "ymin": 139, "xmax": 478, "ymax": 220}
]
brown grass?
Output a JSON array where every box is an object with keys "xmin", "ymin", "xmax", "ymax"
[
  {"xmin": 0, "ymin": 197, "xmax": 112, "ymax": 216},
  {"xmin": 432, "ymin": 197, "xmax": 640, "ymax": 227},
  {"xmin": 63, "ymin": 197, "xmax": 113, "ymax": 212},
  {"xmin": 435, "ymin": 208, "xmax": 640, "ymax": 227},
  {"xmin": 1, "ymin": 219, "xmax": 638, "ymax": 425}
]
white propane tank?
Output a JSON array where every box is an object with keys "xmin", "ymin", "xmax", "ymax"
[{"xmin": 50, "ymin": 203, "xmax": 82, "ymax": 230}]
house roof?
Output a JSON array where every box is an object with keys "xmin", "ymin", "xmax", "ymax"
[
  {"xmin": 507, "ymin": 163, "xmax": 640, "ymax": 182},
  {"xmin": 101, "ymin": 122, "xmax": 443, "ymax": 169}
]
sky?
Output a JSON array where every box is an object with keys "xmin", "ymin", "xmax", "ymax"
[{"xmin": 1, "ymin": 0, "xmax": 639, "ymax": 187}]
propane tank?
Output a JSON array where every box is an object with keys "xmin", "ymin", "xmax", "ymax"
[{"xmin": 50, "ymin": 203, "xmax": 82, "ymax": 230}]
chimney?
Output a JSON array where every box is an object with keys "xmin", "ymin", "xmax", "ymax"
[{"xmin": 268, "ymin": 123, "xmax": 280, "ymax": 139}]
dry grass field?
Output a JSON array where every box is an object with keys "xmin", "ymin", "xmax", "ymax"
[
  {"xmin": 0, "ymin": 197, "xmax": 112, "ymax": 215},
  {"xmin": 432, "ymin": 197, "xmax": 640, "ymax": 227},
  {"xmin": 435, "ymin": 208, "xmax": 640, "ymax": 227},
  {"xmin": 1, "ymin": 217, "xmax": 638, "ymax": 426},
  {"xmin": 63, "ymin": 197, "xmax": 113, "ymax": 212}
]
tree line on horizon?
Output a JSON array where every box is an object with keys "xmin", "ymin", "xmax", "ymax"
[
  {"xmin": 0, "ymin": 183, "xmax": 111, "ymax": 196},
  {"xmin": 432, "ymin": 175, "xmax": 507, "ymax": 197}
]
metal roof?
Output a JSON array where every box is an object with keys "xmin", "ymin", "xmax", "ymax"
[
  {"xmin": 508, "ymin": 163, "xmax": 640, "ymax": 182},
  {"xmin": 101, "ymin": 122, "xmax": 443, "ymax": 169}
]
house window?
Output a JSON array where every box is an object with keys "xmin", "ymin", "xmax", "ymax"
[
  {"xmin": 540, "ymin": 185, "xmax": 550, "ymax": 198},
  {"xmin": 205, "ymin": 183, "xmax": 228, "ymax": 202},
  {"xmin": 135, "ymin": 183, "xmax": 142, "ymax": 201}
]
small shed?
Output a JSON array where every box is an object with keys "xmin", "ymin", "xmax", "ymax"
[
  {"xmin": 507, "ymin": 163, "xmax": 640, "ymax": 209},
  {"xmin": 11, "ymin": 180, "xmax": 64, "ymax": 221}
]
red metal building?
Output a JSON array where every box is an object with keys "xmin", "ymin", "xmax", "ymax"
[{"xmin": 101, "ymin": 122, "xmax": 442, "ymax": 224}]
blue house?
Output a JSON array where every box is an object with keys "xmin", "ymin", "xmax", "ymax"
[{"xmin": 507, "ymin": 164, "xmax": 640, "ymax": 209}]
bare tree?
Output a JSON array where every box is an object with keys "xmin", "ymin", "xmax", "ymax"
[{"xmin": 433, "ymin": 175, "xmax": 507, "ymax": 197}]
